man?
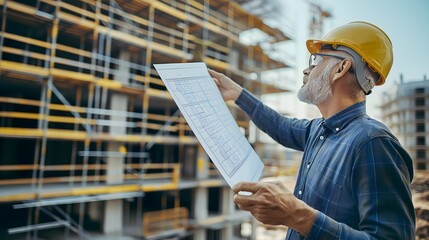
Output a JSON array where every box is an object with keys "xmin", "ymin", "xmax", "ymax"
[{"xmin": 209, "ymin": 21, "xmax": 415, "ymax": 239}]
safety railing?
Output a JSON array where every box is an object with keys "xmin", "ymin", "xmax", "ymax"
[
  {"xmin": 0, "ymin": 96, "xmax": 196, "ymax": 139},
  {"xmin": 0, "ymin": 163, "xmax": 181, "ymax": 186}
]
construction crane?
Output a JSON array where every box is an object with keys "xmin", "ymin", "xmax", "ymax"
[{"xmin": 307, "ymin": 1, "xmax": 332, "ymax": 38}]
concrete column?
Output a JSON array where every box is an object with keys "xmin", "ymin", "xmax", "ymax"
[
  {"xmin": 103, "ymin": 200, "xmax": 123, "ymax": 234},
  {"xmin": 222, "ymin": 187, "xmax": 235, "ymax": 214},
  {"xmin": 103, "ymin": 142, "xmax": 125, "ymax": 234},
  {"xmin": 250, "ymin": 218, "xmax": 258, "ymax": 240},
  {"xmin": 102, "ymin": 51, "xmax": 130, "ymax": 234},
  {"xmin": 193, "ymin": 146, "xmax": 210, "ymax": 240},
  {"xmin": 193, "ymin": 187, "xmax": 208, "ymax": 240},
  {"xmin": 221, "ymin": 186, "xmax": 235, "ymax": 239},
  {"xmin": 230, "ymin": 50, "xmax": 239, "ymax": 70}
]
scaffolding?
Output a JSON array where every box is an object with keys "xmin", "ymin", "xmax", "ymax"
[{"xmin": 0, "ymin": 0, "xmax": 292, "ymax": 239}]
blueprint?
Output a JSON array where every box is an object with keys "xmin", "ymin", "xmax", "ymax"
[{"xmin": 154, "ymin": 62, "xmax": 264, "ymax": 188}]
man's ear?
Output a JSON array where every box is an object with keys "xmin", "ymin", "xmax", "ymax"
[{"xmin": 333, "ymin": 60, "xmax": 352, "ymax": 82}]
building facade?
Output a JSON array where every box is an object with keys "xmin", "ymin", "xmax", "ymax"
[{"xmin": 381, "ymin": 77, "xmax": 429, "ymax": 170}]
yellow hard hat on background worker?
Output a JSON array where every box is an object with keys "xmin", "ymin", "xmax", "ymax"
[{"xmin": 306, "ymin": 21, "xmax": 393, "ymax": 95}]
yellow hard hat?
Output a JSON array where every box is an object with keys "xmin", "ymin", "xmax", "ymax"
[{"xmin": 306, "ymin": 21, "xmax": 393, "ymax": 86}]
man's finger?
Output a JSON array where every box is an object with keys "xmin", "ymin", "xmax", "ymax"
[
  {"xmin": 212, "ymin": 77, "xmax": 220, "ymax": 85},
  {"xmin": 208, "ymin": 69, "xmax": 221, "ymax": 78},
  {"xmin": 234, "ymin": 193, "xmax": 257, "ymax": 206},
  {"xmin": 232, "ymin": 182, "xmax": 260, "ymax": 194},
  {"xmin": 235, "ymin": 202, "xmax": 254, "ymax": 211}
]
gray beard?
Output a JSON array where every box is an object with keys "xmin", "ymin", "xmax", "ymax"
[{"xmin": 297, "ymin": 61, "xmax": 335, "ymax": 105}]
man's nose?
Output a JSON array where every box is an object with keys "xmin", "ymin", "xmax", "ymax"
[{"xmin": 303, "ymin": 67, "xmax": 310, "ymax": 75}]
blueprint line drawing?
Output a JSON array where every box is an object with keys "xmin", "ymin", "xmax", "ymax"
[
  {"xmin": 168, "ymin": 76, "xmax": 249, "ymax": 177},
  {"xmin": 154, "ymin": 62, "xmax": 264, "ymax": 188}
]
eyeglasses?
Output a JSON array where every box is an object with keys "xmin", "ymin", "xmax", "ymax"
[{"xmin": 309, "ymin": 53, "xmax": 355, "ymax": 73}]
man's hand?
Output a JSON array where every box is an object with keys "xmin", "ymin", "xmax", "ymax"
[
  {"xmin": 208, "ymin": 69, "xmax": 243, "ymax": 101},
  {"xmin": 233, "ymin": 181, "xmax": 317, "ymax": 237}
]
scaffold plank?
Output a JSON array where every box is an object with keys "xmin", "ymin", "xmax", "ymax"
[
  {"xmin": 0, "ymin": 61, "xmax": 49, "ymax": 77},
  {"xmin": 0, "ymin": 127, "xmax": 198, "ymax": 143}
]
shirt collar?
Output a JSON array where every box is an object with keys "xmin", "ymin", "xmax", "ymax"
[{"xmin": 322, "ymin": 101, "xmax": 367, "ymax": 133}]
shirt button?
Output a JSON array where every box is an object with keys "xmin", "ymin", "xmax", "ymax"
[
  {"xmin": 298, "ymin": 190, "xmax": 302, "ymax": 195},
  {"xmin": 306, "ymin": 164, "xmax": 310, "ymax": 169},
  {"xmin": 319, "ymin": 136, "xmax": 324, "ymax": 140},
  {"xmin": 335, "ymin": 128, "xmax": 340, "ymax": 131}
]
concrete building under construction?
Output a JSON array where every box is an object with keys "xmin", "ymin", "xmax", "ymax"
[
  {"xmin": 381, "ymin": 76, "xmax": 429, "ymax": 170},
  {"xmin": 0, "ymin": 0, "xmax": 292, "ymax": 239}
]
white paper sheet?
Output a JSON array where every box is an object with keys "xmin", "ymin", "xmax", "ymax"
[{"xmin": 154, "ymin": 62, "xmax": 264, "ymax": 188}]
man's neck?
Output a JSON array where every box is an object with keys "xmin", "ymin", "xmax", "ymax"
[{"xmin": 317, "ymin": 97, "xmax": 364, "ymax": 119}]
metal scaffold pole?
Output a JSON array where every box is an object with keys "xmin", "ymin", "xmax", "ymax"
[{"xmin": 33, "ymin": 1, "xmax": 60, "ymax": 238}]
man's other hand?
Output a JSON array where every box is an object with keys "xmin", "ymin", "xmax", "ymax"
[{"xmin": 232, "ymin": 181, "xmax": 317, "ymax": 237}]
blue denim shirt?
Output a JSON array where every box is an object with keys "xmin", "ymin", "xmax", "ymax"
[{"xmin": 236, "ymin": 89, "xmax": 415, "ymax": 240}]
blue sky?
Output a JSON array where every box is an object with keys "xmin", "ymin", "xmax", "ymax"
[{"xmin": 274, "ymin": 0, "xmax": 429, "ymax": 119}]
